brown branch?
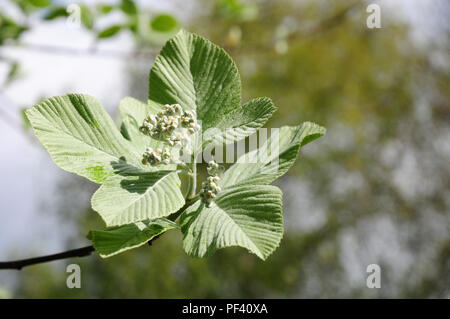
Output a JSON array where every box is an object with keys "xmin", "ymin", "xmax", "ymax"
[
  {"xmin": 0, "ymin": 234, "xmax": 165, "ymax": 270},
  {"xmin": 0, "ymin": 245, "xmax": 95, "ymax": 270}
]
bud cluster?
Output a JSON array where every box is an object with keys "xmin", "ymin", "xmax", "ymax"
[
  {"xmin": 142, "ymin": 147, "xmax": 172, "ymax": 166},
  {"xmin": 201, "ymin": 160, "xmax": 224, "ymax": 207},
  {"xmin": 181, "ymin": 110, "xmax": 200, "ymax": 134},
  {"xmin": 140, "ymin": 104, "xmax": 200, "ymax": 146},
  {"xmin": 206, "ymin": 160, "xmax": 223, "ymax": 176}
]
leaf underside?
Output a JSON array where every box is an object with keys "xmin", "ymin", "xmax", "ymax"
[
  {"xmin": 149, "ymin": 29, "xmax": 274, "ymax": 147},
  {"xmin": 220, "ymin": 122, "xmax": 326, "ymax": 187},
  {"xmin": 26, "ymin": 94, "xmax": 184, "ymax": 227},
  {"xmin": 88, "ymin": 218, "xmax": 178, "ymax": 258},
  {"xmin": 91, "ymin": 169, "xmax": 184, "ymax": 227},
  {"xmin": 26, "ymin": 94, "xmax": 141, "ymax": 183},
  {"xmin": 180, "ymin": 122, "xmax": 325, "ymax": 259},
  {"xmin": 181, "ymin": 184, "xmax": 283, "ymax": 260}
]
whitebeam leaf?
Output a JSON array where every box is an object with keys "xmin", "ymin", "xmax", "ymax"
[
  {"xmin": 92, "ymin": 170, "xmax": 184, "ymax": 227},
  {"xmin": 149, "ymin": 29, "xmax": 240, "ymax": 130},
  {"xmin": 180, "ymin": 184, "xmax": 283, "ymax": 260},
  {"xmin": 119, "ymin": 97, "xmax": 165, "ymax": 152},
  {"xmin": 148, "ymin": 29, "xmax": 272, "ymax": 146},
  {"xmin": 88, "ymin": 218, "xmax": 178, "ymax": 258},
  {"xmin": 26, "ymin": 94, "xmax": 141, "ymax": 183},
  {"xmin": 203, "ymin": 97, "xmax": 276, "ymax": 147},
  {"xmin": 220, "ymin": 122, "xmax": 326, "ymax": 187}
]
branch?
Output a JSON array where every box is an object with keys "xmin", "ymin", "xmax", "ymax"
[
  {"xmin": 3, "ymin": 43, "xmax": 158, "ymax": 59},
  {"xmin": 224, "ymin": 2, "xmax": 360, "ymax": 54},
  {"xmin": 288, "ymin": 1, "xmax": 360, "ymax": 40},
  {"xmin": 0, "ymin": 195, "xmax": 200, "ymax": 270},
  {"xmin": 0, "ymin": 245, "xmax": 95, "ymax": 270}
]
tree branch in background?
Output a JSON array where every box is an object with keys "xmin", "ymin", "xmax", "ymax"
[
  {"xmin": 4, "ymin": 43, "xmax": 158, "ymax": 59},
  {"xmin": 0, "ymin": 245, "xmax": 95, "ymax": 270},
  {"xmin": 290, "ymin": 1, "xmax": 360, "ymax": 40}
]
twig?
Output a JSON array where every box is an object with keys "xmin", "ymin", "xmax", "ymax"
[{"xmin": 0, "ymin": 246, "xmax": 95, "ymax": 270}]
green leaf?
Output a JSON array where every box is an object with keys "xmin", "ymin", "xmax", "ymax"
[
  {"xmin": 5, "ymin": 61, "xmax": 20, "ymax": 85},
  {"xmin": 180, "ymin": 184, "xmax": 283, "ymax": 260},
  {"xmin": 27, "ymin": 94, "xmax": 184, "ymax": 227},
  {"xmin": 216, "ymin": 0, "xmax": 258, "ymax": 21},
  {"xmin": 28, "ymin": 0, "xmax": 51, "ymax": 8},
  {"xmin": 0, "ymin": 13, "xmax": 28, "ymax": 44},
  {"xmin": 150, "ymin": 14, "xmax": 179, "ymax": 33},
  {"xmin": 149, "ymin": 30, "xmax": 241, "ymax": 131},
  {"xmin": 97, "ymin": 25, "xmax": 123, "ymax": 39},
  {"xmin": 98, "ymin": 4, "xmax": 114, "ymax": 15},
  {"xmin": 203, "ymin": 97, "xmax": 276, "ymax": 147},
  {"xmin": 148, "ymin": 30, "xmax": 275, "ymax": 148},
  {"xmin": 220, "ymin": 122, "xmax": 326, "ymax": 187},
  {"xmin": 88, "ymin": 218, "xmax": 178, "ymax": 258},
  {"xmin": 119, "ymin": 97, "xmax": 163, "ymax": 151},
  {"xmin": 80, "ymin": 5, "xmax": 94, "ymax": 30},
  {"xmin": 25, "ymin": 94, "xmax": 142, "ymax": 184},
  {"xmin": 120, "ymin": 0, "xmax": 137, "ymax": 15},
  {"xmin": 21, "ymin": 108, "xmax": 30, "ymax": 130},
  {"xmin": 91, "ymin": 169, "xmax": 184, "ymax": 227},
  {"xmin": 43, "ymin": 7, "xmax": 68, "ymax": 20}
]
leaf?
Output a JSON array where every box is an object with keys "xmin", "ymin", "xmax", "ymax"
[
  {"xmin": 180, "ymin": 184, "xmax": 283, "ymax": 260},
  {"xmin": 0, "ymin": 13, "xmax": 28, "ymax": 44},
  {"xmin": 151, "ymin": 14, "xmax": 179, "ymax": 33},
  {"xmin": 220, "ymin": 122, "xmax": 326, "ymax": 187},
  {"xmin": 148, "ymin": 30, "xmax": 241, "ymax": 131},
  {"xmin": 80, "ymin": 5, "xmax": 94, "ymax": 30},
  {"xmin": 98, "ymin": 4, "xmax": 114, "ymax": 15},
  {"xmin": 120, "ymin": 0, "xmax": 137, "ymax": 15},
  {"xmin": 119, "ymin": 97, "xmax": 163, "ymax": 151},
  {"xmin": 27, "ymin": 94, "xmax": 184, "ymax": 226},
  {"xmin": 28, "ymin": 0, "xmax": 51, "ymax": 8},
  {"xmin": 216, "ymin": 0, "xmax": 258, "ymax": 21},
  {"xmin": 203, "ymin": 97, "xmax": 276, "ymax": 147},
  {"xmin": 42, "ymin": 7, "xmax": 68, "ymax": 20},
  {"xmin": 98, "ymin": 25, "xmax": 123, "ymax": 39},
  {"xmin": 25, "ymin": 94, "xmax": 142, "ymax": 184},
  {"xmin": 91, "ymin": 170, "xmax": 184, "ymax": 227},
  {"xmin": 88, "ymin": 218, "xmax": 178, "ymax": 258},
  {"xmin": 21, "ymin": 108, "xmax": 30, "ymax": 130},
  {"xmin": 6, "ymin": 61, "xmax": 20, "ymax": 85},
  {"xmin": 148, "ymin": 30, "xmax": 275, "ymax": 148}
]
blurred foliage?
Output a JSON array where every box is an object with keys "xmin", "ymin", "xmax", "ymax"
[
  {"xmin": 2, "ymin": 0, "xmax": 449, "ymax": 298},
  {"xmin": 0, "ymin": 0, "xmax": 180, "ymax": 87},
  {"xmin": 0, "ymin": 12, "xmax": 28, "ymax": 45}
]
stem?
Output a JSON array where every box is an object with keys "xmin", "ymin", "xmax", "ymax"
[
  {"xmin": 0, "ymin": 246, "xmax": 95, "ymax": 270},
  {"xmin": 189, "ymin": 162, "xmax": 197, "ymax": 199},
  {"xmin": 168, "ymin": 194, "xmax": 200, "ymax": 222}
]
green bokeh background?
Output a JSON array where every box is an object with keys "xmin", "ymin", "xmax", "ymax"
[{"xmin": 1, "ymin": 0, "xmax": 448, "ymax": 298}]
